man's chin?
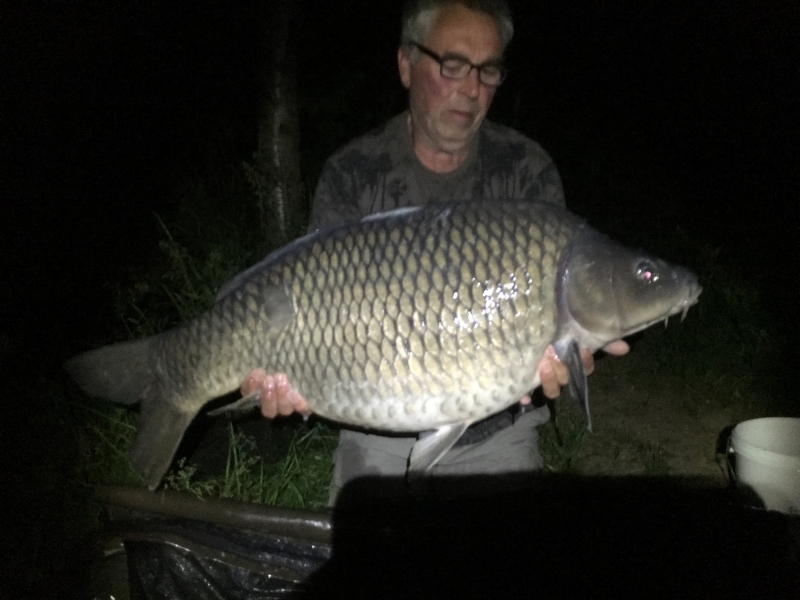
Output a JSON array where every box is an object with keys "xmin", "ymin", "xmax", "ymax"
[{"xmin": 435, "ymin": 119, "xmax": 480, "ymax": 142}]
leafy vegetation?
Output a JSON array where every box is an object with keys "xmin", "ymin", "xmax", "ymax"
[
  {"xmin": 163, "ymin": 420, "xmax": 336, "ymax": 510},
  {"xmin": 73, "ymin": 402, "xmax": 141, "ymax": 488}
]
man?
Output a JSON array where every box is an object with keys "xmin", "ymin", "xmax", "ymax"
[{"xmin": 242, "ymin": 0, "xmax": 628, "ymax": 505}]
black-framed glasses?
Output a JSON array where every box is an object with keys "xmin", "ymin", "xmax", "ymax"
[{"xmin": 408, "ymin": 41, "xmax": 507, "ymax": 87}]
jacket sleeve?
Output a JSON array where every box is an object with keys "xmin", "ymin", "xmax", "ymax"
[
  {"xmin": 526, "ymin": 157, "xmax": 566, "ymax": 208},
  {"xmin": 513, "ymin": 139, "xmax": 566, "ymax": 208},
  {"xmin": 307, "ymin": 160, "xmax": 363, "ymax": 232}
]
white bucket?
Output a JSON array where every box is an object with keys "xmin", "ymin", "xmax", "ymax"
[{"xmin": 729, "ymin": 417, "xmax": 800, "ymax": 514}]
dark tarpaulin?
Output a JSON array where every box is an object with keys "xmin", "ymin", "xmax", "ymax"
[
  {"xmin": 126, "ymin": 540, "xmax": 305, "ymax": 600},
  {"xmin": 102, "ymin": 475, "xmax": 800, "ymax": 599},
  {"xmin": 99, "ymin": 487, "xmax": 331, "ymax": 600}
]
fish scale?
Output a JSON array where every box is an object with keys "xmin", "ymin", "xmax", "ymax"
[{"xmin": 65, "ymin": 200, "xmax": 701, "ymax": 489}]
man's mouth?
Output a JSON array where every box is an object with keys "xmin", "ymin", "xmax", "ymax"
[{"xmin": 449, "ymin": 109, "xmax": 474, "ymax": 122}]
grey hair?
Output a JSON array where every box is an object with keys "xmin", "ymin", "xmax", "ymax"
[{"xmin": 400, "ymin": 0, "xmax": 514, "ymax": 56}]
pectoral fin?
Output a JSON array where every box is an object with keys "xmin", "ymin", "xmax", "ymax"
[
  {"xmin": 554, "ymin": 338, "xmax": 592, "ymax": 432},
  {"xmin": 206, "ymin": 389, "xmax": 261, "ymax": 417},
  {"xmin": 408, "ymin": 422, "xmax": 470, "ymax": 477}
]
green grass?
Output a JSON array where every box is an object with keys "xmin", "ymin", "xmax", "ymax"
[
  {"xmin": 110, "ymin": 216, "xmax": 255, "ymax": 338},
  {"xmin": 69, "ymin": 396, "xmax": 337, "ymax": 509},
  {"xmin": 72, "ymin": 402, "xmax": 141, "ymax": 488},
  {"xmin": 539, "ymin": 405, "xmax": 589, "ymax": 473},
  {"xmin": 163, "ymin": 421, "xmax": 336, "ymax": 509}
]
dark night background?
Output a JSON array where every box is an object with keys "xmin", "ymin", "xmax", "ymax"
[
  {"xmin": 2, "ymin": 0, "xmax": 797, "ymax": 366},
  {"xmin": 0, "ymin": 0, "xmax": 797, "ymax": 596}
]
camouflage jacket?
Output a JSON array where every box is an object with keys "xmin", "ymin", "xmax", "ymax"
[{"xmin": 309, "ymin": 111, "xmax": 565, "ymax": 230}]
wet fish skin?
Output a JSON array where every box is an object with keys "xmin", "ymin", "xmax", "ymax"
[{"xmin": 65, "ymin": 201, "xmax": 701, "ymax": 489}]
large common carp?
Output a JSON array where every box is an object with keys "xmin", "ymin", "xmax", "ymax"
[{"xmin": 66, "ymin": 201, "xmax": 701, "ymax": 490}]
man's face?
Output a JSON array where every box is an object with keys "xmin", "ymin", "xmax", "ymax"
[{"xmin": 399, "ymin": 4, "xmax": 503, "ymax": 155}]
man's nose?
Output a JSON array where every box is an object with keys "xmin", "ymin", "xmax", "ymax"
[{"xmin": 459, "ymin": 67, "xmax": 481, "ymax": 98}]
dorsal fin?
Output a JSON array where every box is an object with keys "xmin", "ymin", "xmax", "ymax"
[{"xmin": 215, "ymin": 205, "xmax": 424, "ymax": 301}]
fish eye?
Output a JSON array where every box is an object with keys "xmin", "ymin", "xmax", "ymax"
[{"xmin": 636, "ymin": 261, "xmax": 659, "ymax": 283}]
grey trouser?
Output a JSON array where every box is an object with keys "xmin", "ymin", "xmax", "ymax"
[{"xmin": 328, "ymin": 404, "xmax": 550, "ymax": 506}]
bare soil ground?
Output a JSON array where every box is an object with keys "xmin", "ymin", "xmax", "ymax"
[{"xmin": 539, "ymin": 358, "xmax": 747, "ymax": 484}]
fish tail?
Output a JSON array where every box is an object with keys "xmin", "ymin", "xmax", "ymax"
[
  {"xmin": 130, "ymin": 398, "xmax": 195, "ymax": 490},
  {"xmin": 64, "ymin": 338, "xmax": 154, "ymax": 405},
  {"xmin": 65, "ymin": 335, "xmax": 201, "ymax": 490}
]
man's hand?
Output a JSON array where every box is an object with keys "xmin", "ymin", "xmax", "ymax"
[
  {"xmin": 241, "ymin": 369, "xmax": 311, "ymax": 419},
  {"xmin": 524, "ymin": 340, "xmax": 630, "ymax": 404}
]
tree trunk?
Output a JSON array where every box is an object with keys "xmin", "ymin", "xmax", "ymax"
[{"xmin": 245, "ymin": 0, "xmax": 303, "ymax": 250}]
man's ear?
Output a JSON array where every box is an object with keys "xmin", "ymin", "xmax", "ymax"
[{"xmin": 398, "ymin": 46, "xmax": 411, "ymax": 89}]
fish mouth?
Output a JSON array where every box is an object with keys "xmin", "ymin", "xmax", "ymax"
[
  {"xmin": 664, "ymin": 282, "xmax": 704, "ymax": 329},
  {"xmin": 624, "ymin": 281, "xmax": 703, "ymax": 338},
  {"xmin": 677, "ymin": 280, "xmax": 703, "ymax": 321}
]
